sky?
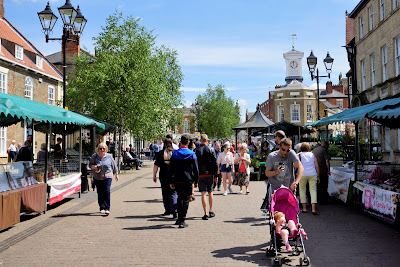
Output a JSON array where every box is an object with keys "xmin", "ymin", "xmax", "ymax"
[{"xmin": 5, "ymin": 0, "xmax": 361, "ymax": 121}]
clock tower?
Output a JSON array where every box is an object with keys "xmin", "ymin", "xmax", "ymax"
[{"xmin": 283, "ymin": 48, "xmax": 304, "ymax": 83}]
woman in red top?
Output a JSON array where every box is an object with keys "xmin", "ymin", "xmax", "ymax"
[{"xmin": 234, "ymin": 143, "xmax": 251, "ymax": 194}]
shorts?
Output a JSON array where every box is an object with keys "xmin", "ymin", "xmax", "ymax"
[
  {"xmin": 198, "ymin": 176, "xmax": 214, "ymax": 192},
  {"xmin": 220, "ymin": 164, "xmax": 232, "ymax": 173}
]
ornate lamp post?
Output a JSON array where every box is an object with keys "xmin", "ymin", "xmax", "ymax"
[
  {"xmin": 306, "ymin": 51, "xmax": 334, "ymax": 121},
  {"xmin": 191, "ymin": 99, "xmax": 203, "ymax": 134},
  {"xmin": 38, "ymin": 0, "xmax": 87, "ymax": 157}
]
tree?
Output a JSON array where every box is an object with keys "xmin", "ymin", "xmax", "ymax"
[
  {"xmin": 67, "ymin": 12, "xmax": 183, "ymax": 139},
  {"xmin": 195, "ymin": 84, "xmax": 240, "ymax": 139}
]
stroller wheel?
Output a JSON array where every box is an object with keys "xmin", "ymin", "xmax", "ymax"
[{"xmin": 300, "ymin": 257, "xmax": 310, "ymax": 266}]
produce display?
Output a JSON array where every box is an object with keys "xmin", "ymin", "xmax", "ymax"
[
  {"xmin": 33, "ymin": 163, "xmax": 60, "ymax": 182},
  {"xmin": 364, "ymin": 166, "xmax": 400, "ymax": 192}
]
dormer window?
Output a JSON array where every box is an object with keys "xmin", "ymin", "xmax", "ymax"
[
  {"xmin": 36, "ymin": 55, "xmax": 43, "ymax": 69},
  {"xmin": 15, "ymin": 45, "xmax": 23, "ymax": 60}
]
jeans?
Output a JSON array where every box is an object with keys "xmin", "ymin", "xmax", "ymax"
[
  {"xmin": 96, "ymin": 178, "xmax": 112, "ymax": 211},
  {"xmin": 175, "ymin": 183, "xmax": 192, "ymax": 222},
  {"xmin": 160, "ymin": 177, "xmax": 177, "ymax": 214}
]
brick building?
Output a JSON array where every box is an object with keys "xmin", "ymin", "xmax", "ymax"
[
  {"xmin": 347, "ymin": 0, "xmax": 400, "ymax": 162},
  {"xmin": 0, "ymin": 1, "xmax": 63, "ymax": 162}
]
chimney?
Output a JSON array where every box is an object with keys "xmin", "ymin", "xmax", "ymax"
[
  {"xmin": 326, "ymin": 81, "xmax": 333, "ymax": 94},
  {"xmin": 0, "ymin": 0, "xmax": 4, "ymax": 18}
]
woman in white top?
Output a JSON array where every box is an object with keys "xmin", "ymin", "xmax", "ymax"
[
  {"xmin": 7, "ymin": 140, "xmax": 17, "ymax": 162},
  {"xmin": 298, "ymin": 142, "xmax": 320, "ymax": 215},
  {"xmin": 217, "ymin": 143, "xmax": 235, "ymax": 196}
]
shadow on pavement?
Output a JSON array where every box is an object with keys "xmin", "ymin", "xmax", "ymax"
[
  {"xmin": 52, "ymin": 212, "xmax": 104, "ymax": 218},
  {"xmin": 224, "ymin": 217, "xmax": 266, "ymax": 226},
  {"xmin": 124, "ymin": 199, "xmax": 162, "ymax": 203},
  {"xmin": 143, "ymin": 186, "xmax": 160, "ymax": 189},
  {"xmin": 212, "ymin": 243, "xmax": 269, "ymax": 266},
  {"xmin": 123, "ymin": 224, "xmax": 175, "ymax": 231},
  {"xmin": 115, "ymin": 214, "xmax": 168, "ymax": 220}
]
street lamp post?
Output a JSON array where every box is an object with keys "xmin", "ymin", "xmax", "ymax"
[
  {"xmin": 306, "ymin": 51, "xmax": 334, "ymax": 121},
  {"xmin": 191, "ymin": 100, "xmax": 203, "ymax": 134},
  {"xmin": 38, "ymin": 0, "xmax": 87, "ymax": 157}
]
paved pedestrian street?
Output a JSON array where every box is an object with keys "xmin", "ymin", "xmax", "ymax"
[{"xmin": 0, "ymin": 162, "xmax": 400, "ymax": 266}]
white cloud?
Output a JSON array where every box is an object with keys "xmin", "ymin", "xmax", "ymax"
[
  {"xmin": 237, "ymin": 99, "xmax": 248, "ymax": 106},
  {"xmin": 181, "ymin": 87, "xmax": 206, "ymax": 92},
  {"xmin": 12, "ymin": 0, "xmax": 60, "ymax": 3},
  {"xmin": 309, "ymin": 83, "xmax": 326, "ymax": 90}
]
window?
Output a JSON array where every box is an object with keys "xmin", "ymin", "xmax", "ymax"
[
  {"xmin": 277, "ymin": 105, "xmax": 284, "ymax": 122},
  {"xmin": 361, "ymin": 60, "xmax": 366, "ymax": 91},
  {"xmin": 306, "ymin": 104, "xmax": 313, "ymax": 122},
  {"xmin": 385, "ymin": 127, "xmax": 391, "ymax": 151},
  {"xmin": 396, "ymin": 37, "xmax": 400, "ymax": 76},
  {"xmin": 380, "ymin": 0, "xmax": 385, "ymax": 21},
  {"xmin": 291, "ymin": 103, "xmax": 300, "ymax": 122},
  {"xmin": 182, "ymin": 120, "xmax": 189, "ymax": 134},
  {"xmin": 337, "ymin": 100, "xmax": 343, "ymax": 109},
  {"xmin": 371, "ymin": 54, "xmax": 376, "ymax": 86},
  {"xmin": 0, "ymin": 72, "xmax": 6, "ymax": 93},
  {"xmin": 394, "ymin": 0, "xmax": 399, "ymax": 9},
  {"xmin": 382, "ymin": 45, "xmax": 388, "ymax": 82},
  {"xmin": 48, "ymin": 85, "xmax": 55, "ymax": 105},
  {"xmin": 0, "ymin": 127, "xmax": 6, "ymax": 155},
  {"xmin": 25, "ymin": 77, "xmax": 33, "ymax": 100},
  {"xmin": 15, "ymin": 45, "xmax": 23, "ymax": 60},
  {"xmin": 359, "ymin": 16, "xmax": 364, "ymax": 39},
  {"xmin": 368, "ymin": 6, "xmax": 374, "ymax": 31},
  {"xmin": 36, "ymin": 55, "xmax": 43, "ymax": 69}
]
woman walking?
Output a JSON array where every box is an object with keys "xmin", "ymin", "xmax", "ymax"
[
  {"xmin": 217, "ymin": 143, "xmax": 235, "ymax": 196},
  {"xmin": 89, "ymin": 143, "xmax": 119, "ymax": 215},
  {"xmin": 298, "ymin": 142, "xmax": 320, "ymax": 215},
  {"xmin": 153, "ymin": 139, "xmax": 177, "ymax": 218},
  {"xmin": 234, "ymin": 143, "xmax": 251, "ymax": 194}
]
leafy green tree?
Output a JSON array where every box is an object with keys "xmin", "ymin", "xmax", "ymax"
[
  {"xmin": 67, "ymin": 12, "xmax": 183, "ymax": 139},
  {"xmin": 195, "ymin": 84, "xmax": 240, "ymax": 139}
]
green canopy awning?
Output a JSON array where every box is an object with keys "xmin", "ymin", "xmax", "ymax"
[
  {"xmin": 0, "ymin": 92, "xmax": 105, "ymax": 130},
  {"xmin": 305, "ymin": 97, "xmax": 400, "ymax": 127}
]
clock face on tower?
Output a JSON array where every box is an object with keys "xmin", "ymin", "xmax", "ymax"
[{"xmin": 290, "ymin": 61, "xmax": 298, "ymax": 69}]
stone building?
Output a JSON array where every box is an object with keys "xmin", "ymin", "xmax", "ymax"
[
  {"xmin": 347, "ymin": 0, "xmax": 400, "ymax": 162},
  {"xmin": 0, "ymin": 2, "xmax": 62, "ymax": 163}
]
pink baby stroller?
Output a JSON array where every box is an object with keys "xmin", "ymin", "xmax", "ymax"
[{"xmin": 266, "ymin": 186, "xmax": 310, "ymax": 266}]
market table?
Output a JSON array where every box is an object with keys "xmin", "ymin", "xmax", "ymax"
[{"xmin": 0, "ymin": 190, "xmax": 21, "ymax": 231}]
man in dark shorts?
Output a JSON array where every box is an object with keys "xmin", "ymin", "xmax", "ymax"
[
  {"xmin": 195, "ymin": 134, "xmax": 218, "ymax": 220},
  {"xmin": 169, "ymin": 134, "xmax": 199, "ymax": 228},
  {"xmin": 313, "ymin": 141, "xmax": 331, "ymax": 204}
]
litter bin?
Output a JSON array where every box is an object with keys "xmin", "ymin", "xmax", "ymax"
[{"xmin": 81, "ymin": 163, "xmax": 89, "ymax": 193}]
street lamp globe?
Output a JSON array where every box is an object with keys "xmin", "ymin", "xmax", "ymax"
[
  {"xmin": 73, "ymin": 5, "xmax": 87, "ymax": 36},
  {"xmin": 307, "ymin": 50, "xmax": 317, "ymax": 75},
  {"xmin": 37, "ymin": 2, "xmax": 58, "ymax": 37},
  {"xmin": 323, "ymin": 52, "xmax": 334, "ymax": 74},
  {"xmin": 58, "ymin": 0, "xmax": 77, "ymax": 27}
]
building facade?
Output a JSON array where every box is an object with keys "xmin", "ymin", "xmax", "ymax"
[
  {"xmin": 348, "ymin": 0, "xmax": 400, "ymax": 162},
  {"xmin": 0, "ymin": 3, "xmax": 63, "ymax": 162}
]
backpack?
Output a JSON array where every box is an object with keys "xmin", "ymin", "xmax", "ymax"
[{"xmin": 149, "ymin": 144, "xmax": 153, "ymax": 150}]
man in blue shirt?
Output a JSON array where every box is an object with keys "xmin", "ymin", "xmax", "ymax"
[{"xmin": 169, "ymin": 134, "xmax": 199, "ymax": 228}]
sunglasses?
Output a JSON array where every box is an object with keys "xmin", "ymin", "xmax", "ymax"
[
  {"xmin": 99, "ymin": 147, "xmax": 105, "ymax": 150},
  {"xmin": 281, "ymin": 147, "xmax": 290, "ymax": 152}
]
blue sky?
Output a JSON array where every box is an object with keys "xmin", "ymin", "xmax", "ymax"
[{"xmin": 5, "ymin": 0, "xmax": 360, "ymax": 121}]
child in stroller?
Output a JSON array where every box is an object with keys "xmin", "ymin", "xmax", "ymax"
[{"xmin": 267, "ymin": 186, "xmax": 310, "ymax": 266}]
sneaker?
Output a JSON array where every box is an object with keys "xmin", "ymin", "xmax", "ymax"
[
  {"xmin": 209, "ymin": 211, "xmax": 215, "ymax": 218},
  {"xmin": 174, "ymin": 219, "xmax": 182, "ymax": 225},
  {"xmin": 246, "ymin": 190, "xmax": 250, "ymax": 195},
  {"xmin": 285, "ymin": 243, "xmax": 292, "ymax": 253},
  {"xmin": 105, "ymin": 210, "xmax": 110, "ymax": 215},
  {"xmin": 223, "ymin": 191, "xmax": 228, "ymax": 196},
  {"xmin": 239, "ymin": 190, "xmax": 243, "ymax": 194},
  {"xmin": 100, "ymin": 210, "xmax": 106, "ymax": 214},
  {"xmin": 202, "ymin": 215, "xmax": 209, "ymax": 220},
  {"xmin": 228, "ymin": 187, "xmax": 233, "ymax": 194},
  {"xmin": 178, "ymin": 222, "xmax": 188, "ymax": 228}
]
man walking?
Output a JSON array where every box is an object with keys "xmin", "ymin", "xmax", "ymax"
[
  {"xmin": 195, "ymin": 134, "xmax": 218, "ymax": 220},
  {"xmin": 313, "ymin": 141, "xmax": 331, "ymax": 204},
  {"xmin": 169, "ymin": 134, "xmax": 199, "ymax": 228}
]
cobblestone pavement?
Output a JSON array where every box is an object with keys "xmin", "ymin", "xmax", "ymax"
[{"xmin": 0, "ymin": 161, "xmax": 400, "ymax": 266}]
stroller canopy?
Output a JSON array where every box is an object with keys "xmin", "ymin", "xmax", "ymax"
[{"xmin": 270, "ymin": 187, "xmax": 299, "ymax": 224}]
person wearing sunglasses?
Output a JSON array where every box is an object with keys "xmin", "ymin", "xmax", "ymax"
[
  {"xmin": 265, "ymin": 138, "xmax": 304, "ymax": 192},
  {"xmin": 89, "ymin": 142, "xmax": 119, "ymax": 215}
]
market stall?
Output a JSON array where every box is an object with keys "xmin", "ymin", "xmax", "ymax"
[
  {"xmin": 0, "ymin": 92, "xmax": 104, "ymax": 230},
  {"xmin": 306, "ymin": 97, "xmax": 400, "ymax": 224}
]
